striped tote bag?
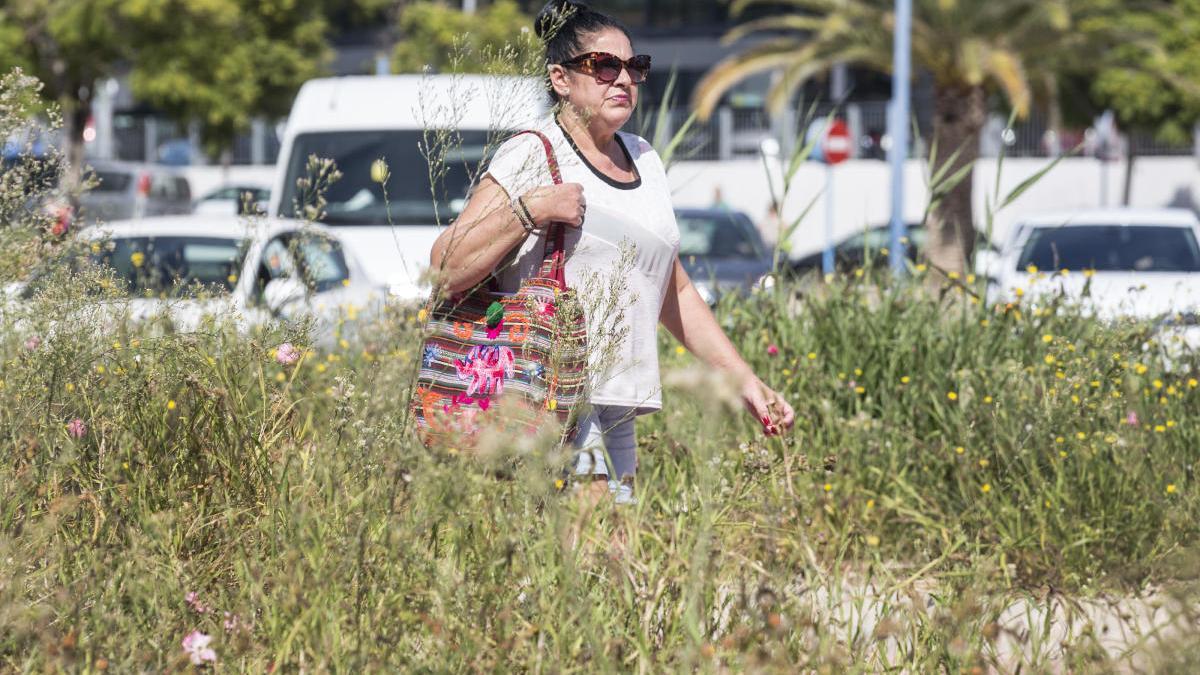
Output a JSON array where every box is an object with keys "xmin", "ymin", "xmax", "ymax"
[{"xmin": 410, "ymin": 130, "xmax": 588, "ymax": 451}]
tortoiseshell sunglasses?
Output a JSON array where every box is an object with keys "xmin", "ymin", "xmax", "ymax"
[{"xmin": 560, "ymin": 52, "xmax": 651, "ymax": 84}]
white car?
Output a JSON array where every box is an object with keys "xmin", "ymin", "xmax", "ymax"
[
  {"xmin": 193, "ymin": 184, "xmax": 271, "ymax": 216},
  {"xmin": 987, "ymin": 207, "xmax": 1200, "ymax": 357},
  {"xmin": 8, "ymin": 215, "xmax": 385, "ymax": 345}
]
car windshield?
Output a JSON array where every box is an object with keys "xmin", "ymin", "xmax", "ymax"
[
  {"xmin": 277, "ymin": 130, "xmax": 495, "ymax": 225},
  {"xmin": 1017, "ymin": 225, "xmax": 1200, "ymax": 272},
  {"xmin": 676, "ymin": 211, "xmax": 764, "ymax": 258},
  {"xmin": 91, "ymin": 236, "xmax": 246, "ymax": 296}
]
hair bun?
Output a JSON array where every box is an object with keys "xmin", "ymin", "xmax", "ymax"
[{"xmin": 535, "ymin": 0, "xmax": 589, "ymax": 40}]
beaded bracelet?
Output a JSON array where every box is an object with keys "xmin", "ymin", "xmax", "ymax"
[{"xmin": 511, "ymin": 196, "xmax": 543, "ymax": 235}]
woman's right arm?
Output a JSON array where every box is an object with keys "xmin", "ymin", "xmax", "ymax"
[{"xmin": 429, "ymin": 175, "xmax": 584, "ymax": 294}]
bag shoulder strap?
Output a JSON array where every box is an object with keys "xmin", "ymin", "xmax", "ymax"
[{"xmin": 508, "ymin": 130, "xmax": 566, "ymax": 264}]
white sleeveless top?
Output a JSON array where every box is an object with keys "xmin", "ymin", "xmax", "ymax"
[{"xmin": 483, "ymin": 116, "xmax": 680, "ymax": 414}]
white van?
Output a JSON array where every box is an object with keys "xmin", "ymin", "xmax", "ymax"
[{"xmin": 267, "ymin": 75, "xmax": 547, "ymax": 299}]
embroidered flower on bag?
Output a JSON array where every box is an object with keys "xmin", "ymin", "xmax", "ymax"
[{"xmin": 422, "ymin": 344, "xmax": 439, "ymax": 367}]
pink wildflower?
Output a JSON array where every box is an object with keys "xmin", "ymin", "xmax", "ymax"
[
  {"xmin": 1125, "ymin": 410, "xmax": 1139, "ymax": 426},
  {"xmin": 767, "ymin": 344, "xmax": 779, "ymax": 356},
  {"xmin": 275, "ymin": 342, "xmax": 301, "ymax": 366},
  {"xmin": 185, "ymin": 591, "xmax": 210, "ymax": 614},
  {"xmin": 24, "ymin": 335, "xmax": 41, "ymax": 351},
  {"xmin": 223, "ymin": 611, "xmax": 243, "ymax": 634},
  {"xmin": 181, "ymin": 630, "xmax": 216, "ymax": 666},
  {"xmin": 847, "ymin": 380, "xmax": 857, "ymax": 390},
  {"xmin": 66, "ymin": 418, "xmax": 87, "ymax": 439}
]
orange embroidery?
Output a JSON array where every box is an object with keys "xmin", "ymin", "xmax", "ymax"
[
  {"xmin": 507, "ymin": 311, "xmax": 530, "ymax": 343},
  {"xmin": 452, "ymin": 321, "xmax": 474, "ymax": 340},
  {"xmin": 418, "ymin": 388, "xmax": 445, "ymax": 433}
]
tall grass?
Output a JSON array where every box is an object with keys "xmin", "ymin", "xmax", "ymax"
[{"xmin": 2, "ymin": 266, "xmax": 1199, "ymax": 670}]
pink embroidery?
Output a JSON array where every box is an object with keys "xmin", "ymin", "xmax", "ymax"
[
  {"xmin": 454, "ymin": 345, "xmax": 515, "ymax": 397},
  {"xmin": 533, "ymin": 297, "xmax": 556, "ymax": 316}
]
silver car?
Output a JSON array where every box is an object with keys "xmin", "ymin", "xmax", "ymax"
[{"xmin": 79, "ymin": 160, "xmax": 192, "ymax": 222}]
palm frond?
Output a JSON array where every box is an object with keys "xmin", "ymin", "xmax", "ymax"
[
  {"xmin": 986, "ymin": 48, "xmax": 1032, "ymax": 117},
  {"xmin": 722, "ymin": 15, "xmax": 828, "ymax": 46},
  {"xmin": 692, "ymin": 39, "xmax": 810, "ymax": 120}
]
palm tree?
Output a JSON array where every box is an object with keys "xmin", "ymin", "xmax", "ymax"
[{"xmin": 693, "ymin": 0, "xmax": 1091, "ymax": 275}]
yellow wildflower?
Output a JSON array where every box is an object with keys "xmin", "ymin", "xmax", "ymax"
[
  {"xmin": 167, "ymin": 399, "xmax": 176, "ymax": 410},
  {"xmin": 947, "ymin": 391, "xmax": 958, "ymax": 401},
  {"xmin": 823, "ymin": 483, "xmax": 832, "ymax": 492},
  {"xmin": 1042, "ymin": 334, "xmax": 1053, "ymax": 343},
  {"xmin": 900, "ymin": 376, "xmax": 911, "ymax": 384},
  {"xmin": 981, "ymin": 483, "xmax": 992, "ymax": 494},
  {"xmin": 866, "ymin": 535, "xmax": 880, "ymax": 547},
  {"xmin": 1167, "ymin": 484, "xmax": 1177, "ymax": 494},
  {"xmin": 807, "ymin": 352, "xmax": 817, "ymax": 360}
]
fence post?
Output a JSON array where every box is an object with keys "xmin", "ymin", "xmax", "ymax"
[
  {"xmin": 718, "ymin": 107, "xmax": 733, "ymax": 161},
  {"xmin": 846, "ymin": 103, "xmax": 862, "ymax": 159},
  {"xmin": 779, "ymin": 107, "xmax": 796, "ymax": 160},
  {"xmin": 251, "ymin": 118, "xmax": 266, "ymax": 166},
  {"xmin": 144, "ymin": 116, "xmax": 158, "ymax": 164},
  {"xmin": 1194, "ymin": 121, "xmax": 1200, "ymax": 164}
]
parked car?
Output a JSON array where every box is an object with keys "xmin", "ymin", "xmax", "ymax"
[
  {"xmin": 193, "ymin": 183, "xmax": 271, "ymax": 216},
  {"xmin": 8, "ymin": 215, "xmax": 384, "ymax": 345},
  {"xmin": 789, "ymin": 223, "xmax": 999, "ymax": 277},
  {"xmin": 79, "ymin": 160, "xmax": 192, "ymax": 222},
  {"xmin": 675, "ymin": 207, "xmax": 774, "ymax": 305},
  {"xmin": 987, "ymin": 208, "xmax": 1200, "ymax": 322}
]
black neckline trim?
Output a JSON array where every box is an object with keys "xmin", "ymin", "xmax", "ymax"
[{"xmin": 554, "ymin": 117, "xmax": 642, "ymax": 190}]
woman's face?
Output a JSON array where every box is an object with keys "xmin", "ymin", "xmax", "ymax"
[{"xmin": 551, "ymin": 28, "xmax": 641, "ymax": 131}]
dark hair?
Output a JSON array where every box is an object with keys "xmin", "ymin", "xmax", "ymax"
[{"xmin": 535, "ymin": 1, "xmax": 633, "ymax": 102}]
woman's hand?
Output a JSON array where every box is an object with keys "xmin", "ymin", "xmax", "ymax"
[
  {"xmin": 522, "ymin": 183, "xmax": 586, "ymax": 227},
  {"xmin": 739, "ymin": 372, "xmax": 795, "ymax": 436}
]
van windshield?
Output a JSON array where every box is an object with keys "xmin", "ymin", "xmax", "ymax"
[{"xmin": 278, "ymin": 130, "xmax": 495, "ymax": 226}]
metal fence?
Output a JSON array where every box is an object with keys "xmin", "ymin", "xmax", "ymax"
[{"xmin": 633, "ymin": 102, "xmax": 1197, "ymax": 162}]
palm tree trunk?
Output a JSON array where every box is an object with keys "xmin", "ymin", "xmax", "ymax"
[{"xmin": 925, "ymin": 84, "xmax": 986, "ymax": 276}]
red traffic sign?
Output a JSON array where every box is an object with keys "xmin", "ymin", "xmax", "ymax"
[{"xmin": 822, "ymin": 119, "xmax": 852, "ymax": 165}]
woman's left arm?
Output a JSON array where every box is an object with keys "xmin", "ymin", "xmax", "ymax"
[{"xmin": 659, "ymin": 258, "xmax": 795, "ymax": 435}]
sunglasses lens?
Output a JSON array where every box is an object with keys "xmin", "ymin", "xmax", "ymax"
[
  {"xmin": 629, "ymin": 56, "xmax": 650, "ymax": 82},
  {"xmin": 595, "ymin": 57, "xmax": 623, "ymax": 83}
]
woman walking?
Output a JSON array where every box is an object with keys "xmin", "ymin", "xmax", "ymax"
[{"xmin": 429, "ymin": 0, "xmax": 794, "ymax": 504}]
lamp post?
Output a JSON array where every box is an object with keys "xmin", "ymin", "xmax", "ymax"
[{"xmin": 888, "ymin": 0, "xmax": 912, "ymax": 277}]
